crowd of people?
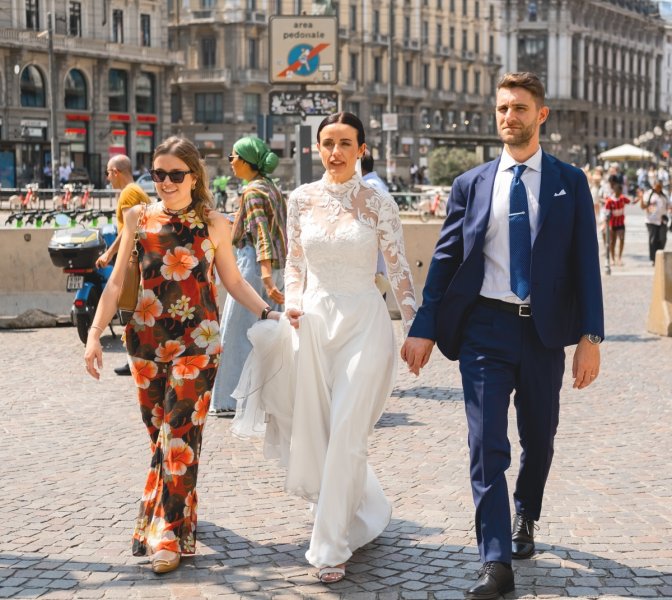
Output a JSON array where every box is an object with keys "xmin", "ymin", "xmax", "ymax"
[
  {"xmin": 585, "ymin": 161, "xmax": 672, "ymax": 266},
  {"xmin": 81, "ymin": 71, "xmax": 661, "ymax": 600}
]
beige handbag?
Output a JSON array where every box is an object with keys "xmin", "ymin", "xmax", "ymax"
[{"xmin": 117, "ymin": 204, "xmax": 146, "ymax": 325}]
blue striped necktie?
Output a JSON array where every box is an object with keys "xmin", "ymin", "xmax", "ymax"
[{"xmin": 509, "ymin": 164, "xmax": 531, "ymax": 300}]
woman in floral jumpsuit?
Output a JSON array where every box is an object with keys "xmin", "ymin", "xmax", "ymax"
[{"xmin": 84, "ymin": 137, "xmax": 280, "ymax": 574}]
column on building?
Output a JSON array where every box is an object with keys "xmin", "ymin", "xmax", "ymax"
[{"xmin": 577, "ymin": 35, "xmax": 585, "ymax": 100}]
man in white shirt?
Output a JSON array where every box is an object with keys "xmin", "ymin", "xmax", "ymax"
[
  {"xmin": 640, "ymin": 179, "xmax": 671, "ymax": 264},
  {"xmin": 402, "ymin": 72, "xmax": 604, "ymax": 600}
]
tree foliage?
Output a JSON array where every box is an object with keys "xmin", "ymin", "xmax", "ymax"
[{"xmin": 428, "ymin": 147, "xmax": 481, "ymax": 185}]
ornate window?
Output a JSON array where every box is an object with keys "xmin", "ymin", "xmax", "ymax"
[
  {"xmin": 136, "ymin": 72, "xmax": 156, "ymax": 114},
  {"xmin": 20, "ymin": 65, "xmax": 46, "ymax": 107},
  {"xmin": 109, "ymin": 69, "xmax": 128, "ymax": 112},
  {"xmin": 64, "ymin": 69, "xmax": 87, "ymax": 110}
]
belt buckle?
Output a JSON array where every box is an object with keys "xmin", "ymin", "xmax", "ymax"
[{"xmin": 518, "ymin": 304, "xmax": 531, "ymax": 317}]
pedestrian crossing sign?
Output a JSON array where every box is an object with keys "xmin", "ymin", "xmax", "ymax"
[{"xmin": 269, "ymin": 16, "xmax": 338, "ymax": 84}]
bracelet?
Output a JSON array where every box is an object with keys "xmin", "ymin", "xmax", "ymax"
[
  {"xmin": 89, "ymin": 325, "xmax": 104, "ymax": 334},
  {"xmin": 260, "ymin": 306, "xmax": 271, "ymax": 320}
]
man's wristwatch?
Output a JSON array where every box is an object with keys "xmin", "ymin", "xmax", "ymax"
[{"xmin": 583, "ymin": 333, "xmax": 602, "ymax": 345}]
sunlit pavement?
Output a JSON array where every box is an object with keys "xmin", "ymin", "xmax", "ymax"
[{"xmin": 2, "ymin": 206, "xmax": 671, "ymax": 599}]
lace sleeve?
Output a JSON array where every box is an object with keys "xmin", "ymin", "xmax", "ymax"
[
  {"xmin": 284, "ymin": 190, "xmax": 306, "ymax": 310},
  {"xmin": 376, "ymin": 194, "xmax": 417, "ymax": 333}
]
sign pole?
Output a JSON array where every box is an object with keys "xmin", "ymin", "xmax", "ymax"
[
  {"xmin": 48, "ymin": 12, "xmax": 59, "ymax": 191},
  {"xmin": 386, "ymin": 3, "xmax": 394, "ymax": 183}
]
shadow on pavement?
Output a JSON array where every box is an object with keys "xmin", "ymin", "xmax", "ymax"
[
  {"xmin": 392, "ymin": 385, "xmax": 464, "ymax": 401},
  {"xmin": 605, "ymin": 333, "xmax": 661, "ymax": 343},
  {"xmin": 2, "ymin": 538, "xmax": 669, "ymax": 598},
  {"xmin": 376, "ymin": 411, "xmax": 424, "ymax": 427}
]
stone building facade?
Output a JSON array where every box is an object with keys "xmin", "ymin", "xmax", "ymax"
[
  {"xmin": 500, "ymin": 0, "xmax": 667, "ymax": 165},
  {"xmin": 169, "ymin": 0, "xmax": 503, "ymax": 185},
  {"xmin": 0, "ymin": 0, "xmax": 180, "ymax": 188}
]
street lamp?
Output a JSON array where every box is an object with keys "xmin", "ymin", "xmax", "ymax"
[
  {"xmin": 37, "ymin": 13, "xmax": 59, "ymax": 191},
  {"xmin": 550, "ymin": 132, "xmax": 562, "ymax": 156}
]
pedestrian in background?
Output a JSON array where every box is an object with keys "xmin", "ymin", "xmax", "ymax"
[
  {"xmin": 95, "ymin": 154, "xmax": 151, "ymax": 376},
  {"xmin": 209, "ymin": 137, "xmax": 286, "ymax": 417},
  {"xmin": 639, "ymin": 178, "xmax": 671, "ymax": 264},
  {"xmin": 361, "ymin": 150, "xmax": 391, "ymax": 294},
  {"xmin": 84, "ymin": 136, "xmax": 279, "ymax": 574},
  {"xmin": 604, "ymin": 177, "xmax": 631, "ymax": 266},
  {"xmin": 402, "ymin": 72, "xmax": 603, "ymax": 600},
  {"xmin": 589, "ymin": 167, "xmax": 604, "ymax": 223}
]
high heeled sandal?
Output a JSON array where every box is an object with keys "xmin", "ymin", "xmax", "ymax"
[
  {"xmin": 317, "ymin": 564, "xmax": 346, "ymax": 583},
  {"xmin": 151, "ymin": 550, "xmax": 181, "ymax": 574}
]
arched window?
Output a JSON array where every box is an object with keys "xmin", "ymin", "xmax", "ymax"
[
  {"xmin": 20, "ymin": 65, "xmax": 46, "ymax": 107},
  {"xmin": 64, "ymin": 69, "xmax": 87, "ymax": 110},
  {"xmin": 109, "ymin": 69, "xmax": 128, "ymax": 112},
  {"xmin": 135, "ymin": 72, "xmax": 156, "ymax": 114}
]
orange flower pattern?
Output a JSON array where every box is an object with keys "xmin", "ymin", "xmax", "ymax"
[{"xmin": 127, "ymin": 203, "xmax": 220, "ymax": 558}]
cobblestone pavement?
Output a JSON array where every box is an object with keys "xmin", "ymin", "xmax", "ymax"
[{"xmin": 2, "ymin": 207, "xmax": 671, "ymax": 599}]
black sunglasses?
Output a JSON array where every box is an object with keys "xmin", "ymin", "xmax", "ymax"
[
  {"xmin": 228, "ymin": 154, "xmax": 258, "ymax": 170},
  {"xmin": 149, "ymin": 169, "xmax": 193, "ymax": 183}
]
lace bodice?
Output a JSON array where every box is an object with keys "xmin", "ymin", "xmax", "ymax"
[{"xmin": 285, "ymin": 173, "xmax": 417, "ymax": 332}]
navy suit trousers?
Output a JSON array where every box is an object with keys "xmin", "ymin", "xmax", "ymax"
[{"xmin": 458, "ymin": 302, "xmax": 565, "ymax": 564}]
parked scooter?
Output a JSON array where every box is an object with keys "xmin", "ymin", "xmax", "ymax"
[{"xmin": 48, "ymin": 222, "xmax": 118, "ymax": 343}]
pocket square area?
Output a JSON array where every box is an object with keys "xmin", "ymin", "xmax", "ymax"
[{"xmin": 553, "ymin": 189, "xmax": 567, "ymax": 197}]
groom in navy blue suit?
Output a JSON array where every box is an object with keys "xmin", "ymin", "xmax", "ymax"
[{"xmin": 402, "ymin": 72, "xmax": 604, "ymax": 600}]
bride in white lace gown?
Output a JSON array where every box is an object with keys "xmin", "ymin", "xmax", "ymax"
[{"xmin": 232, "ymin": 112, "xmax": 417, "ymax": 582}]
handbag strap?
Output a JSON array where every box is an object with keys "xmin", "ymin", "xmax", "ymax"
[{"xmin": 131, "ymin": 202, "xmax": 147, "ymax": 259}]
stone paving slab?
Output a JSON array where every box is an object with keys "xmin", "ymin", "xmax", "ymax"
[{"xmin": 2, "ymin": 208, "xmax": 671, "ymax": 599}]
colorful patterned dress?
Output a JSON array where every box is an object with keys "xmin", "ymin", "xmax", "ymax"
[{"xmin": 125, "ymin": 202, "xmax": 220, "ymax": 557}]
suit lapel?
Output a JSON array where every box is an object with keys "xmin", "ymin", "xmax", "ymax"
[
  {"xmin": 463, "ymin": 158, "xmax": 499, "ymax": 260},
  {"xmin": 537, "ymin": 152, "xmax": 561, "ymax": 236}
]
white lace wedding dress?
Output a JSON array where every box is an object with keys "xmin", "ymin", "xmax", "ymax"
[{"xmin": 232, "ymin": 173, "xmax": 417, "ymax": 568}]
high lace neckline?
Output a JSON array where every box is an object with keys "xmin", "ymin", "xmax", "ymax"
[{"xmin": 321, "ymin": 173, "xmax": 361, "ymax": 199}]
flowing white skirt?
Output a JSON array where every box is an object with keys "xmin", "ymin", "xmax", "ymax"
[{"xmin": 232, "ymin": 288, "xmax": 395, "ymax": 567}]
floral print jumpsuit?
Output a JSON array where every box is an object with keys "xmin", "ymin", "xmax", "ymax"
[{"xmin": 126, "ymin": 203, "xmax": 220, "ymax": 557}]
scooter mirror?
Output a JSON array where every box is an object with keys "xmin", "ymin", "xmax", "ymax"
[{"xmin": 54, "ymin": 213, "xmax": 70, "ymax": 227}]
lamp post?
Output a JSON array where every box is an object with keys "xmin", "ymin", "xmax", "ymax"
[
  {"xmin": 550, "ymin": 132, "xmax": 562, "ymax": 157},
  {"xmin": 46, "ymin": 12, "xmax": 59, "ymax": 191}
]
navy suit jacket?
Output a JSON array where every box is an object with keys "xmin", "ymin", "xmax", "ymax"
[{"xmin": 409, "ymin": 152, "xmax": 605, "ymax": 361}]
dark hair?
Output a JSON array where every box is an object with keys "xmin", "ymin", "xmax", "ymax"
[
  {"xmin": 153, "ymin": 136, "xmax": 213, "ymax": 224},
  {"xmin": 317, "ymin": 111, "xmax": 365, "ymax": 145},
  {"xmin": 497, "ymin": 72, "xmax": 545, "ymax": 105},
  {"xmin": 360, "ymin": 150, "xmax": 374, "ymax": 174}
]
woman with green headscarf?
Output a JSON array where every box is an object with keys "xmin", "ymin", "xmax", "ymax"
[{"xmin": 209, "ymin": 137, "xmax": 287, "ymax": 416}]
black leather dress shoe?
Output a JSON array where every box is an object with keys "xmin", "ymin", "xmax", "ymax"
[
  {"xmin": 464, "ymin": 562, "xmax": 514, "ymax": 600},
  {"xmin": 512, "ymin": 513, "xmax": 535, "ymax": 559},
  {"xmin": 114, "ymin": 363, "xmax": 132, "ymax": 376}
]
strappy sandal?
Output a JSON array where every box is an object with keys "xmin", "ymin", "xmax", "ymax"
[
  {"xmin": 317, "ymin": 564, "xmax": 346, "ymax": 583},
  {"xmin": 151, "ymin": 550, "xmax": 180, "ymax": 574}
]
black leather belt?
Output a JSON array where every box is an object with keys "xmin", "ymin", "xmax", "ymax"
[{"xmin": 478, "ymin": 296, "xmax": 532, "ymax": 317}]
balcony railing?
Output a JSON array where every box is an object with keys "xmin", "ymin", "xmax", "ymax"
[
  {"xmin": 236, "ymin": 68, "xmax": 268, "ymax": 84},
  {"xmin": 177, "ymin": 68, "xmax": 231, "ymax": 85},
  {"xmin": 191, "ymin": 10, "xmax": 213, "ymax": 19},
  {"xmin": 396, "ymin": 85, "xmax": 426, "ymax": 99},
  {"xmin": 0, "ymin": 28, "xmax": 183, "ymax": 66}
]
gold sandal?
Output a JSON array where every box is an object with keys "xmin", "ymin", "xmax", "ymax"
[{"xmin": 151, "ymin": 550, "xmax": 181, "ymax": 574}]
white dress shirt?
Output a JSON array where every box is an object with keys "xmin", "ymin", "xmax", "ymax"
[{"xmin": 480, "ymin": 146, "xmax": 543, "ymax": 304}]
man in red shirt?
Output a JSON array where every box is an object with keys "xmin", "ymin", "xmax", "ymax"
[{"xmin": 604, "ymin": 178, "xmax": 631, "ymax": 266}]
